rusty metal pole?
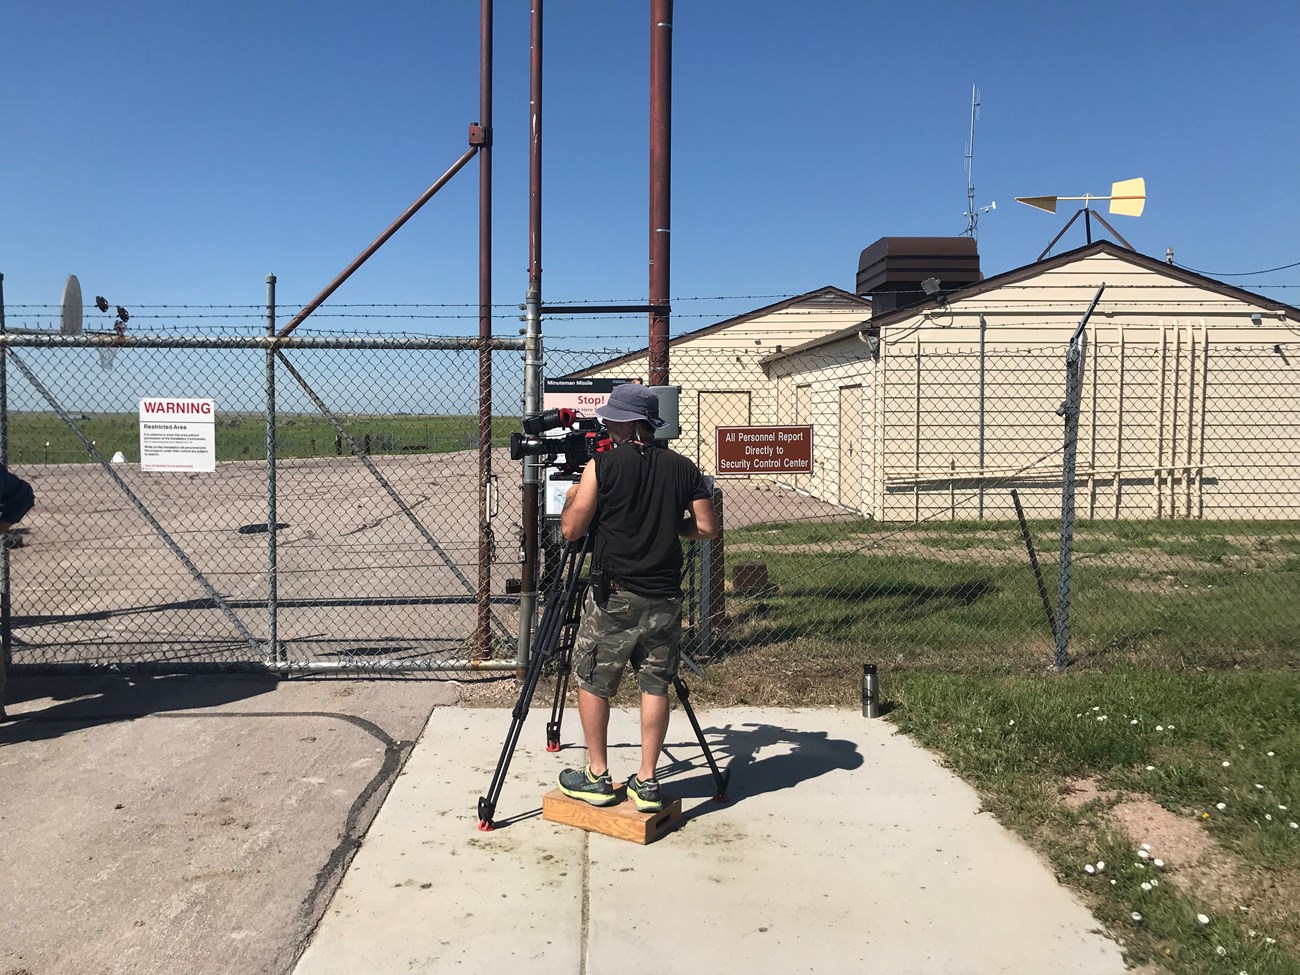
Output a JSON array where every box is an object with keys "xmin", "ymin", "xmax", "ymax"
[
  {"xmin": 648, "ymin": 0, "xmax": 672, "ymax": 386},
  {"xmin": 476, "ymin": 0, "xmax": 495, "ymax": 655},
  {"xmin": 276, "ymin": 146, "xmax": 479, "ymax": 339},
  {"xmin": 517, "ymin": 0, "xmax": 544, "ymax": 669}
]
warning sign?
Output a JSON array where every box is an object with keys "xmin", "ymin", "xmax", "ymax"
[
  {"xmin": 715, "ymin": 425, "xmax": 813, "ymax": 476},
  {"xmin": 139, "ymin": 398, "xmax": 216, "ymax": 473}
]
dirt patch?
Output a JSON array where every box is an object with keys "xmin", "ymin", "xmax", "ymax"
[
  {"xmin": 1059, "ymin": 775, "xmax": 1121, "ymax": 810},
  {"xmin": 1059, "ymin": 782, "xmax": 1297, "ymax": 937},
  {"xmin": 1107, "ymin": 797, "xmax": 1255, "ymax": 911}
]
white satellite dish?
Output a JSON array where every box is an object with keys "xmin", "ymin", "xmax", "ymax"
[{"xmin": 61, "ymin": 275, "xmax": 84, "ymax": 336}]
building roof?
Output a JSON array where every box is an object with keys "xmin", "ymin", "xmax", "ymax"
[
  {"xmin": 760, "ymin": 240, "xmax": 1300, "ymax": 366},
  {"xmin": 561, "ymin": 286, "xmax": 870, "ymax": 378}
]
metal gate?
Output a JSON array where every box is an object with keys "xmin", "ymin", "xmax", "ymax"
[{"xmin": 1, "ymin": 333, "xmax": 525, "ymax": 675}]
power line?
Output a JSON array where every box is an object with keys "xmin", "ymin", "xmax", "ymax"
[{"xmin": 1173, "ymin": 259, "xmax": 1300, "ymax": 277}]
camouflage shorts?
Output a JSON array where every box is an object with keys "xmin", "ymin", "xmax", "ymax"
[{"xmin": 573, "ymin": 588, "xmax": 683, "ymax": 698}]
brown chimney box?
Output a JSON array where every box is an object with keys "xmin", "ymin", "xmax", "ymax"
[{"xmin": 856, "ymin": 236, "xmax": 982, "ymax": 315}]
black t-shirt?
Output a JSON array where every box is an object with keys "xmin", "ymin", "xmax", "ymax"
[{"xmin": 593, "ymin": 442, "xmax": 711, "ymax": 599}]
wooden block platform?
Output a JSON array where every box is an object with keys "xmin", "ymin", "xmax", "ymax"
[{"xmin": 542, "ymin": 788, "xmax": 682, "ymax": 844}]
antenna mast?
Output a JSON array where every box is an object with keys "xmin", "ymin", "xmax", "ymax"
[{"xmin": 963, "ymin": 85, "xmax": 994, "ymax": 239}]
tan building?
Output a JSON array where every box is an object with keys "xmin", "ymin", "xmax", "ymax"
[
  {"xmin": 565, "ymin": 287, "xmax": 871, "ymax": 475},
  {"xmin": 567, "ymin": 239, "xmax": 1300, "ymax": 522}
]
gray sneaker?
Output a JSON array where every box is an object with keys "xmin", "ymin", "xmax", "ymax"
[
  {"xmin": 626, "ymin": 774, "xmax": 663, "ymax": 812},
  {"xmin": 558, "ymin": 765, "xmax": 618, "ymax": 806}
]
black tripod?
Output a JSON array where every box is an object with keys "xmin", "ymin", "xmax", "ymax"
[{"xmin": 477, "ymin": 534, "xmax": 731, "ymax": 830}]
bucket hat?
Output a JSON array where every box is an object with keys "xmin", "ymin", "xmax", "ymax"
[{"xmin": 595, "ymin": 383, "xmax": 666, "ymax": 427}]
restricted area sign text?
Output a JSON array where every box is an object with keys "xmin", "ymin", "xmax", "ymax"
[{"xmin": 715, "ymin": 425, "xmax": 813, "ymax": 476}]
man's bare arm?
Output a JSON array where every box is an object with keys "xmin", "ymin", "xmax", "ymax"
[
  {"xmin": 560, "ymin": 461, "xmax": 599, "ymax": 541},
  {"xmin": 679, "ymin": 497, "xmax": 719, "ymax": 540}
]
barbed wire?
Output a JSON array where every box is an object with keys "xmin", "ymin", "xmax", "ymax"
[{"xmin": 6, "ymin": 278, "xmax": 1299, "ymax": 313}]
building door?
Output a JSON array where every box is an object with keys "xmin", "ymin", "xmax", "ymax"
[
  {"xmin": 838, "ymin": 385, "xmax": 863, "ymax": 510},
  {"xmin": 698, "ymin": 390, "xmax": 751, "ymax": 475}
]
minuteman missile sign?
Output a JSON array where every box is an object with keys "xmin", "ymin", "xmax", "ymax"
[{"xmin": 139, "ymin": 398, "xmax": 217, "ymax": 472}]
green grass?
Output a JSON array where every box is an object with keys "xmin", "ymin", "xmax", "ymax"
[
  {"xmin": 886, "ymin": 670, "xmax": 1300, "ymax": 974},
  {"xmin": 4, "ymin": 411, "xmax": 516, "ymax": 464},
  {"xmin": 715, "ymin": 518, "xmax": 1300, "ymax": 671}
]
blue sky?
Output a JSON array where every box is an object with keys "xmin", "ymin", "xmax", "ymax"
[{"xmin": 4, "ymin": 1, "xmax": 1299, "ymax": 343}]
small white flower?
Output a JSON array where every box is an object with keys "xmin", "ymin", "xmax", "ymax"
[
  {"xmin": 1130, "ymin": 912, "xmax": 1143, "ymax": 922},
  {"xmin": 1168, "ymin": 726, "xmax": 1174, "ymax": 730},
  {"xmin": 1279, "ymin": 805, "xmax": 1287, "ymax": 810},
  {"xmin": 1266, "ymin": 814, "xmax": 1273, "ymax": 821},
  {"xmin": 1084, "ymin": 864, "xmax": 1096, "ymax": 874},
  {"xmin": 1141, "ymin": 881, "xmax": 1152, "ymax": 891},
  {"xmin": 1156, "ymin": 725, "xmax": 1164, "ymax": 731},
  {"xmin": 1267, "ymin": 751, "xmax": 1275, "ymax": 757},
  {"xmin": 1217, "ymin": 802, "xmax": 1227, "ymax": 810},
  {"xmin": 1153, "ymin": 858, "xmax": 1164, "ymax": 868},
  {"xmin": 1092, "ymin": 706, "xmax": 1100, "ymax": 711},
  {"xmin": 1008, "ymin": 719, "xmax": 1015, "ymax": 726},
  {"xmin": 1256, "ymin": 783, "xmax": 1265, "ymax": 790},
  {"xmin": 1145, "ymin": 765, "xmax": 1155, "ymax": 771},
  {"xmin": 1198, "ymin": 913, "xmax": 1211, "ymax": 924},
  {"xmin": 1266, "ymin": 936, "xmax": 1277, "ymax": 943},
  {"xmin": 1223, "ymin": 761, "xmax": 1232, "ymax": 767},
  {"xmin": 1141, "ymin": 843, "xmax": 1152, "ymax": 851},
  {"xmin": 1216, "ymin": 946, "xmax": 1227, "ymax": 957},
  {"xmin": 1248, "ymin": 929, "xmax": 1257, "ymax": 938},
  {"xmin": 1110, "ymin": 879, "xmax": 1117, "ymax": 885},
  {"xmin": 1097, "ymin": 715, "xmax": 1107, "ymax": 722},
  {"xmin": 1138, "ymin": 849, "xmax": 1151, "ymax": 859},
  {"xmin": 1095, "ymin": 860, "xmax": 1105, "ymax": 871},
  {"xmin": 1151, "ymin": 878, "xmax": 1159, "ymax": 887},
  {"xmin": 1290, "ymin": 822, "xmax": 1298, "ymax": 829},
  {"xmin": 1130, "ymin": 719, "xmax": 1138, "ymax": 725}
]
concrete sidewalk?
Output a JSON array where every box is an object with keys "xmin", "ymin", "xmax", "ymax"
[{"xmin": 294, "ymin": 707, "xmax": 1128, "ymax": 975}]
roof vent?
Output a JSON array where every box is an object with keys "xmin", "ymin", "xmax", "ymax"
[{"xmin": 856, "ymin": 237, "xmax": 982, "ymax": 315}]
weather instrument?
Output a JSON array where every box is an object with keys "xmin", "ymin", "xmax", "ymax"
[{"xmin": 1016, "ymin": 177, "xmax": 1146, "ymax": 259}]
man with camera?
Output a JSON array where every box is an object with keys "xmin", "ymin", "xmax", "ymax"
[{"xmin": 557, "ymin": 383, "xmax": 718, "ymax": 813}]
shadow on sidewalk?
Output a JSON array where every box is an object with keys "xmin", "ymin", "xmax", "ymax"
[
  {"xmin": 0, "ymin": 674, "xmax": 280, "ymax": 745},
  {"xmin": 658, "ymin": 721, "xmax": 864, "ymax": 826}
]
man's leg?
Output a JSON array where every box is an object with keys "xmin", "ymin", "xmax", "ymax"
[
  {"xmin": 577, "ymin": 687, "xmax": 611, "ymax": 775},
  {"xmin": 637, "ymin": 691, "xmax": 670, "ymax": 782}
]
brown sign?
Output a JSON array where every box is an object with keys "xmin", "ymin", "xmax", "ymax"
[{"xmin": 715, "ymin": 425, "xmax": 814, "ymax": 476}]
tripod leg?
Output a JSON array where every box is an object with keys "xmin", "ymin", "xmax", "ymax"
[
  {"xmin": 545, "ymin": 580, "xmax": 588, "ymax": 751},
  {"xmin": 477, "ymin": 536, "xmax": 592, "ymax": 829},
  {"xmin": 672, "ymin": 675, "xmax": 730, "ymax": 802},
  {"xmin": 545, "ymin": 640, "xmax": 571, "ymax": 752}
]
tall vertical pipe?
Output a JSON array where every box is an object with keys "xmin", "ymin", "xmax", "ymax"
[
  {"xmin": 265, "ymin": 274, "xmax": 280, "ymax": 662},
  {"xmin": 477, "ymin": 0, "xmax": 494, "ymax": 654},
  {"xmin": 648, "ymin": 0, "xmax": 672, "ymax": 385},
  {"xmin": 518, "ymin": 0, "xmax": 545, "ymax": 668}
]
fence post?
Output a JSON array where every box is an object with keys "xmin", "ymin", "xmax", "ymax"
[
  {"xmin": 265, "ymin": 273, "xmax": 280, "ymax": 663},
  {"xmin": 1055, "ymin": 284, "xmax": 1105, "ymax": 671}
]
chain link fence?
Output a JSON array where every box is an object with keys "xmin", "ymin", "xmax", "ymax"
[
  {"xmin": 548, "ymin": 321, "xmax": 1300, "ymax": 678},
  {"xmin": 3, "ymin": 318, "xmax": 1296, "ymax": 683},
  {"xmin": 2, "ymin": 333, "xmax": 525, "ymax": 674}
]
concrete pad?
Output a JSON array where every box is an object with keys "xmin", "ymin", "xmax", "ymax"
[
  {"xmin": 0, "ymin": 675, "xmax": 456, "ymax": 975},
  {"xmin": 295, "ymin": 707, "xmax": 1126, "ymax": 975}
]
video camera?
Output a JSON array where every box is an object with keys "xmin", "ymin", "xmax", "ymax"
[{"xmin": 509, "ymin": 408, "xmax": 612, "ymax": 479}]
